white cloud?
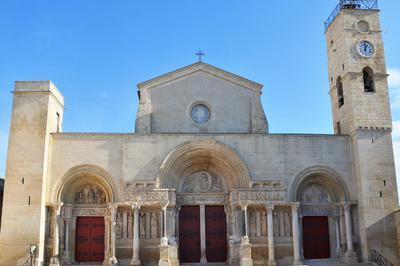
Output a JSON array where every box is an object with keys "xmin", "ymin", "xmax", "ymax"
[{"xmin": 388, "ymin": 68, "xmax": 400, "ymax": 89}]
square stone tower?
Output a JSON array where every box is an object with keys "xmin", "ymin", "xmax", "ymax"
[
  {"xmin": 325, "ymin": 1, "xmax": 399, "ymax": 262},
  {"xmin": 0, "ymin": 81, "xmax": 64, "ymax": 265}
]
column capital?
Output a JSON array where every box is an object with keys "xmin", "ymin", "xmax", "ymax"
[
  {"xmin": 48, "ymin": 202, "xmax": 64, "ymax": 216},
  {"xmin": 238, "ymin": 201, "xmax": 249, "ymax": 210},
  {"xmin": 291, "ymin": 202, "xmax": 301, "ymax": 211},
  {"xmin": 266, "ymin": 203, "xmax": 274, "ymax": 212},
  {"xmin": 131, "ymin": 204, "xmax": 141, "ymax": 211},
  {"xmin": 342, "ymin": 202, "xmax": 352, "ymax": 211}
]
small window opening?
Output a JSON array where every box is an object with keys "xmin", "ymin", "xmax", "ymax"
[
  {"xmin": 336, "ymin": 121, "xmax": 341, "ymax": 135},
  {"xmin": 21, "ymin": 178, "xmax": 24, "ymax": 184},
  {"xmin": 383, "ymin": 180, "xmax": 386, "ymax": 186},
  {"xmin": 28, "ymin": 196, "xmax": 31, "ymax": 205},
  {"xmin": 379, "ymin": 191, "xmax": 383, "ymax": 198},
  {"xmin": 342, "ymin": 64, "xmax": 345, "ymax": 71},
  {"xmin": 363, "ymin": 67, "xmax": 375, "ymax": 93},
  {"xmin": 371, "ymin": 138, "xmax": 374, "ymax": 143},
  {"xmin": 56, "ymin": 112, "xmax": 61, "ymax": 133},
  {"xmin": 337, "ymin": 76, "xmax": 344, "ymax": 107}
]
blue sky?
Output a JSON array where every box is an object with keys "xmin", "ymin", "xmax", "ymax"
[{"xmin": 0, "ymin": 0, "xmax": 399, "ymax": 181}]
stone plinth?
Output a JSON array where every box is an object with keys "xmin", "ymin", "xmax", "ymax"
[{"xmin": 158, "ymin": 244, "xmax": 179, "ymax": 266}]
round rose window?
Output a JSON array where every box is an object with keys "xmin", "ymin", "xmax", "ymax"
[{"xmin": 190, "ymin": 104, "xmax": 210, "ymax": 124}]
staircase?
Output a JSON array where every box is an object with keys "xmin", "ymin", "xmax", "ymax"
[{"xmin": 304, "ymin": 259, "xmax": 371, "ymax": 266}]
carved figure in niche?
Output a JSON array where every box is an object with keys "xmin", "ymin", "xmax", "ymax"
[
  {"xmin": 273, "ymin": 211, "xmax": 280, "ymax": 237},
  {"xmin": 182, "ymin": 171, "xmax": 223, "ymax": 193},
  {"xmin": 139, "ymin": 212, "xmax": 146, "ymax": 238},
  {"xmin": 301, "ymin": 184, "xmax": 330, "ymax": 203},
  {"xmin": 74, "ymin": 184, "xmax": 107, "ymax": 205},
  {"xmin": 260, "ymin": 211, "xmax": 267, "ymax": 237},
  {"xmin": 151, "ymin": 213, "xmax": 159, "ymax": 238},
  {"xmin": 127, "ymin": 212, "xmax": 133, "ymax": 238},
  {"xmin": 284, "ymin": 212, "xmax": 291, "ymax": 236},
  {"xmin": 249, "ymin": 211, "xmax": 256, "ymax": 237},
  {"xmin": 116, "ymin": 211, "xmax": 123, "ymax": 239}
]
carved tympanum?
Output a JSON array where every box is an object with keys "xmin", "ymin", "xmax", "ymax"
[
  {"xmin": 182, "ymin": 171, "xmax": 223, "ymax": 193},
  {"xmin": 300, "ymin": 184, "xmax": 330, "ymax": 203},
  {"xmin": 74, "ymin": 185, "xmax": 107, "ymax": 205}
]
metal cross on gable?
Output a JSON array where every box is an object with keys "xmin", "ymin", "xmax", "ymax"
[{"xmin": 196, "ymin": 50, "xmax": 205, "ymax": 62}]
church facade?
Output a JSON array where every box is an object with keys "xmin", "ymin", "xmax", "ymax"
[{"xmin": 0, "ymin": 2, "xmax": 399, "ymax": 266}]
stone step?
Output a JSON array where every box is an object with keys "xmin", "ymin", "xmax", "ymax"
[{"xmin": 305, "ymin": 259, "xmax": 371, "ymax": 266}]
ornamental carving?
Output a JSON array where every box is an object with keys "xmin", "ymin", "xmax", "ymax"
[
  {"xmin": 74, "ymin": 185, "xmax": 107, "ymax": 205},
  {"xmin": 181, "ymin": 171, "xmax": 223, "ymax": 193},
  {"xmin": 230, "ymin": 190, "xmax": 286, "ymax": 203},
  {"xmin": 300, "ymin": 184, "xmax": 331, "ymax": 203},
  {"xmin": 177, "ymin": 194, "xmax": 227, "ymax": 205},
  {"xmin": 124, "ymin": 189, "xmax": 175, "ymax": 205}
]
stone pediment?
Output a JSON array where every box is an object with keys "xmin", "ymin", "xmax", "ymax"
[{"xmin": 137, "ymin": 62, "xmax": 263, "ymax": 92}]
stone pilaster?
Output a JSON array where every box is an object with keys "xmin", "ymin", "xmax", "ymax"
[
  {"xmin": 109, "ymin": 204, "xmax": 118, "ymax": 265},
  {"xmin": 131, "ymin": 204, "xmax": 141, "ymax": 265},
  {"xmin": 291, "ymin": 203, "xmax": 303, "ymax": 266},
  {"xmin": 343, "ymin": 203, "xmax": 357, "ymax": 263},
  {"xmin": 50, "ymin": 202, "xmax": 63, "ymax": 266},
  {"xmin": 266, "ymin": 204, "xmax": 276, "ymax": 266}
]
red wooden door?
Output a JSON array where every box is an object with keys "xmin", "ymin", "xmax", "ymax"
[
  {"xmin": 302, "ymin": 216, "xmax": 331, "ymax": 259},
  {"xmin": 179, "ymin": 206, "xmax": 201, "ymax": 263},
  {"xmin": 75, "ymin": 217, "xmax": 105, "ymax": 262},
  {"xmin": 205, "ymin": 205, "xmax": 227, "ymax": 262}
]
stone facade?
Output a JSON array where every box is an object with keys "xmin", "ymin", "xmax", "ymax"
[{"xmin": 0, "ymin": 3, "xmax": 399, "ymax": 266}]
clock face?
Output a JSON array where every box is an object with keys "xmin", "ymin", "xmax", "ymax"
[{"xmin": 358, "ymin": 41, "xmax": 374, "ymax": 57}]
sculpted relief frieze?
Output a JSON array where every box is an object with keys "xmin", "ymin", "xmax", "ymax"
[
  {"xmin": 300, "ymin": 184, "xmax": 331, "ymax": 203},
  {"xmin": 230, "ymin": 189, "xmax": 286, "ymax": 204},
  {"xmin": 124, "ymin": 189, "xmax": 176, "ymax": 205},
  {"xmin": 181, "ymin": 171, "xmax": 223, "ymax": 193},
  {"xmin": 177, "ymin": 194, "xmax": 228, "ymax": 205},
  {"xmin": 74, "ymin": 185, "xmax": 107, "ymax": 205}
]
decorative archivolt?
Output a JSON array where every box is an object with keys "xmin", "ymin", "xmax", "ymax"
[
  {"xmin": 157, "ymin": 140, "xmax": 251, "ymax": 190},
  {"xmin": 288, "ymin": 165, "xmax": 350, "ymax": 202},
  {"xmin": 54, "ymin": 164, "xmax": 119, "ymax": 204}
]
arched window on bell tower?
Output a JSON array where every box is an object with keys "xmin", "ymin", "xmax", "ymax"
[
  {"xmin": 337, "ymin": 76, "xmax": 344, "ymax": 107},
  {"xmin": 363, "ymin": 67, "xmax": 375, "ymax": 93}
]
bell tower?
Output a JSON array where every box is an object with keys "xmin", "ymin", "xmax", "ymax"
[{"xmin": 325, "ymin": 0, "xmax": 399, "ymax": 263}]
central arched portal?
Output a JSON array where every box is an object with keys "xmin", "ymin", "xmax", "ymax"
[{"xmin": 157, "ymin": 140, "xmax": 250, "ymax": 264}]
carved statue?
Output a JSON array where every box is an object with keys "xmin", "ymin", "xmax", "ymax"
[
  {"xmin": 139, "ymin": 212, "xmax": 146, "ymax": 238},
  {"xmin": 284, "ymin": 212, "xmax": 291, "ymax": 236},
  {"xmin": 116, "ymin": 211, "xmax": 123, "ymax": 239},
  {"xmin": 273, "ymin": 211, "xmax": 280, "ymax": 237},
  {"xmin": 260, "ymin": 211, "xmax": 267, "ymax": 237},
  {"xmin": 249, "ymin": 211, "xmax": 256, "ymax": 237},
  {"xmin": 300, "ymin": 184, "xmax": 330, "ymax": 203},
  {"xmin": 151, "ymin": 213, "xmax": 159, "ymax": 238},
  {"xmin": 127, "ymin": 212, "xmax": 133, "ymax": 238},
  {"xmin": 74, "ymin": 185, "xmax": 107, "ymax": 205},
  {"xmin": 182, "ymin": 171, "xmax": 223, "ymax": 193}
]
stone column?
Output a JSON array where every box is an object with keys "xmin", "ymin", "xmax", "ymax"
[
  {"xmin": 50, "ymin": 202, "xmax": 63, "ymax": 266},
  {"xmin": 343, "ymin": 203, "xmax": 356, "ymax": 262},
  {"xmin": 161, "ymin": 204, "xmax": 169, "ymax": 245},
  {"xmin": 200, "ymin": 204, "xmax": 207, "ymax": 264},
  {"xmin": 239, "ymin": 203, "xmax": 253, "ymax": 266},
  {"xmin": 266, "ymin": 204, "xmax": 276, "ymax": 266},
  {"xmin": 242, "ymin": 204, "xmax": 249, "ymax": 243},
  {"xmin": 62, "ymin": 204, "xmax": 72, "ymax": 262},
  {"xmin": 335, "ymin": 216, "xmax": 342, "ymax": 257},
  {"xmin": 104, "ymin": 216, "xmax": 111, "ymax": 263},
  {"xmin": 291, "ymin": 203, "xmax": 303, "ymax": 266},
  {"xmin": 298, "ymin": 215, "xmax": 304, "ymax": 260},
  {"xmin": 131, "ymin": 205, "xmax": 141, "ymax": 265},
  {"xmin": 109, "ymin": 204, "xmax": 118, "ymax": 264}
]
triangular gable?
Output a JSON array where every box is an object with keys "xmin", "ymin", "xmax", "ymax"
[{"xmin": 137, "ymin": 62, "xmax": 263, "ymax": 91}]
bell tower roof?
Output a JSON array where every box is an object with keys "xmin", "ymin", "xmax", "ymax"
[{"xmin": 325, "ymin": 0, "xmax": 379, "ymax": 31}]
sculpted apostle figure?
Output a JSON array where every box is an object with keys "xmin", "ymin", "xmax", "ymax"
[
  {"xmin": 116, "ymin": 211, "xmax": 123, "ymax": 239},
  {"xmin": 150, "ymin": 213, "xmax": 159, "ymax": 238},
  {"xmin": 273, "ymin": 211, "xmax": 280, "ymax": 237},
  {"xmin": 284, "ymin": 212, "xmax": 291, "ymax": 236},
  {"xmin": 139, "ymin": 212, "xmax": 146, "ymax": 238}
]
